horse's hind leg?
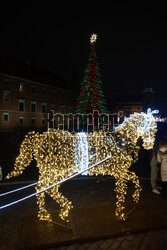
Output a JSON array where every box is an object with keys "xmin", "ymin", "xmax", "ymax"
[
  {"xmin": 36, "ymin": 182, "xmax": 52, "ymax": 222},
  {"xmin": 115, "ymin": 176, "xmax": 127, "ymax": 221},
  {"xmin": 46, "ymin": 185, "xmax": 73, "ymax": 222}
]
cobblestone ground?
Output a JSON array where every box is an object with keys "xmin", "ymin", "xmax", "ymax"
[
  {"xmin": 52, "ymin": 229, "xmax": 167, "ymax": 250},
  {"xmin": 0, "ymin": 178, "xmax": 167, "ymax": 249}
]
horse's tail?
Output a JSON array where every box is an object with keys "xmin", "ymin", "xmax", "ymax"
[{"xmin": 6, "ymin": 131, "xmax": 37, "ymax": 179}]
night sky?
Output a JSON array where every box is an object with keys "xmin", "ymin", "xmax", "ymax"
[{"xmin": 0, "ymin": 3, "xmax": 167, "ymax": 113}]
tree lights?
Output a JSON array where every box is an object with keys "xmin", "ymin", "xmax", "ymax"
[
  {"xmin": 6, "ymin": 109, "xmax": 158, "ymax": 223},
  {"xmin": 90, "ymin": 33, "xmax": 97, "ymax": 44},
  {"xmin": 75, "ymin": 34, "xmax": 108, "ymax": 127}
]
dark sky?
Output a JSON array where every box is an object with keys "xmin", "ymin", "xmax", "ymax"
[{"xmin": 0, "ymin": 3, "xmax": 167, "ymax": 112}]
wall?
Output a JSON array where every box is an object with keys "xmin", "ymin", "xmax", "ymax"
[{"xmin": 0, "ymin": 74, "xmax": 76, "ymax": 131}]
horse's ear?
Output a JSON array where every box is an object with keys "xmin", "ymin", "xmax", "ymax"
[
  {"xmin": 147, "ymin": 108, "xmax": 151, "ymax": 114},
  {"xmin": 151, "ymin": 110, "xmax": 159, "ymax": 114}
]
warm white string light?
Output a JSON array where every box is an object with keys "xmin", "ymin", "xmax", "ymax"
[
  {"xmin": 1, "ymin": 154, "xmax": 97, "ymax": 198},
  {"xmin": 0, "ymin": 156, "xmax": 111, "ymax": 210},
  {"xmin": 90, "ymin": 33, "xmax": 97, "ymax": 43},
  {"xmin": 78, "ymin": 132, "xmax": 89, "ymax": 175},
  {"xmin": 5, "ymin": 109, "xmax": 158, "ymax": 222}
]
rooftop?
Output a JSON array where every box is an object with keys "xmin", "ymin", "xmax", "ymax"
[{"xmin": 0, "ymin": 56, "xmax": 74, "ymax": 90}]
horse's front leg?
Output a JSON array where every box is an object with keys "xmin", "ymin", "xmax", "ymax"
[
  {"xmin": 115, "ymin": 176, "xmax": 127, "ymax": 221},
  {"xmin": 46, "ymin": 185, "xmax": 73, "ymax": 222},
  {"xmin": 126, "ymin": 170, "xmax": 142, "ymax": 204}
]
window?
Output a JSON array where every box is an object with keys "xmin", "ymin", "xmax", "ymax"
[
  {"xmin": 32, "ymin": 85, "xmax": 36, "ymax": 93},
  {"xmin": 41, "ymin": 103, "xmax": 47, "ymax": 113},
  {"xmin": 18, "ymin": 99, "xmax": 25, "ymax": 112},
  {"xmin": 31, "ymin": 101, "xmax": 36, "ymax": 112},
  {"xmin": 3, "ymin": 90, "xmax": 10, "ymax": 102},
  {"xmin": 50, "ymin": 104, "xmax": 55, "ymax": 112},
  {"xmin": 31, "ymin": 117, "xmax": 35, "ymax": 125},
  {"xmin": 19, "ymin": 116, "xmax": 24, "ymax": 125},
  {"xmin": 3, "ymin": 112, "xmax": 9, "ymax": 122},
  {"xmin": 20, "ymin": 83, "xmax": 24, "ymax": 92},
  {"xmin": 42, "ymin": 88, "xmax": 46, "ymax": 95},
  {"xmin": 42, "ymin": 118, "xmax": 46, "ymax": 125},
  {"xmin": 61, "ymin": 105, "xmax": 65, "ymax": 114}
]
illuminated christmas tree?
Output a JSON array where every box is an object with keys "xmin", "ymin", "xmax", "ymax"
[{"xmin": 75, "ymin": 34, "xmax": 108, "ymax": 128}]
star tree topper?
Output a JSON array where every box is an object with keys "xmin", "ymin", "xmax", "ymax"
[{"xmin": 90, "ymin": 33, "xmax": 97, "ymax": 44}]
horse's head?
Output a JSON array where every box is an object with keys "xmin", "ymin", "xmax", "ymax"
[{"xmin": 137, "ymin": 108, "xmax": 159, "ymax": 149}]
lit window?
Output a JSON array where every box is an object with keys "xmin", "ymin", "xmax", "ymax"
[
  {"xmin": 32, "ymin": 85, "xmax": 36, "ymax": 93},
  {"xmin": 61, "ymin": 105, "xmax": 65, "ymax": 114},
  {"xmin": 3, "ymin": 112, "xmax": 9, "ymax": 122},
  {"xmin": 19, "ymin": 117, "xmax": 24, "ymax": 125},
  {"xmin": 31, "ymin": 117, "xmax": 35, "ymax": 125},
  {"xmin": 41, "ymin": 103, "xmax": 47, "ymax": 113},
  {"xmin": 3, "ymin": 90, "xmax": 10, "ymax": 102},
  {"xmin": 42, "ymin": 118, "xmax": 45, "ymax": 125},
  {"xmin": 51, "ymin": 104, "xmax": 55, "ymax": 112},
  {"xmin": 18, "ymin": 99, "xmax": 25, "ymax": 112},
  {"xmin": 31, "ymin": 101, "xmax": 36, "ymax": 112},
  {"xmin": 20, "ymin": 84, "xmax": 24, "ymax": 92}
]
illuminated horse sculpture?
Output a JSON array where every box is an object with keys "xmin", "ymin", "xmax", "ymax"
[{"xmin": 6, "ymin": 109, "xmax": 158, "ymax": 222}]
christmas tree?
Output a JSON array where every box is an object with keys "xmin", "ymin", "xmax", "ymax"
[{"xmin": 75, "ymin": 34, "xmax": 108, "ymax": 129}]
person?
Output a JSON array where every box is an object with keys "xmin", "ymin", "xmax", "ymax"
[
  {"xmin": 150, "ymin": 151, "xmax": 161, "ymax": 194},
  {"xmin": 157, "ymin": 139, "xmax": 167, "ymax": 198}
]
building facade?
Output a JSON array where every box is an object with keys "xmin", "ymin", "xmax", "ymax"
[
  {"xmin": 109, "ymin": 94, "xmax": 143, "ymax": 118},
  {"xmin": 113, "ymin": 103, "xmax": 143, "ymax": 117},
  {"xmin": 0, "ymin": 73, "xmax": 76, "ymax": 131}
]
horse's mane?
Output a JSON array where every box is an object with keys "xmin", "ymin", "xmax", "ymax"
[{"xmin": 114, "ymin": 112, "xmax": 144, "ymax": 133}]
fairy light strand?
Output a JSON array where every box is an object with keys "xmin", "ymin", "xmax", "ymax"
[
  {"xmin": 1, "ymin": 154, "xmax": 97, "ymax": 198},
  {"xmin": 0, "ymin": 182, "xmax": 37, "ymax": 197},
  {"xmin": 5, "ymin": 109, "xmax": 158, "ymax": 222},
  {"xmin": 1, "ymin": 156, "xmax": 110, "ymax": 210}
]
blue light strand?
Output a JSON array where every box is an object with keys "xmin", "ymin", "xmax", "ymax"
[
  {"xmin": 0, "ymin": 154, "xmax": 97, "ymax": 198},
  {"xmin": 0, "ymin": 156, "xmax": 111, "ymax": 210},
  {"xmin": 0, "ymin": 182, "xmax": 37, "ymax": 197}
]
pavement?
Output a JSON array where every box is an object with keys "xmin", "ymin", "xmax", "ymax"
[{"xmin": 0, "ymin": 177, "xmax": 167, "ymax": 250}]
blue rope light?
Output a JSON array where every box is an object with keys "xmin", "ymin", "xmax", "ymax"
[
  {"xmin": 0, "ymin": 156, "xmax": 111, "ymax": 210},
  {"xmin": 0, "ymin": 182, "xmax": 37, "ymax": 197}
]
